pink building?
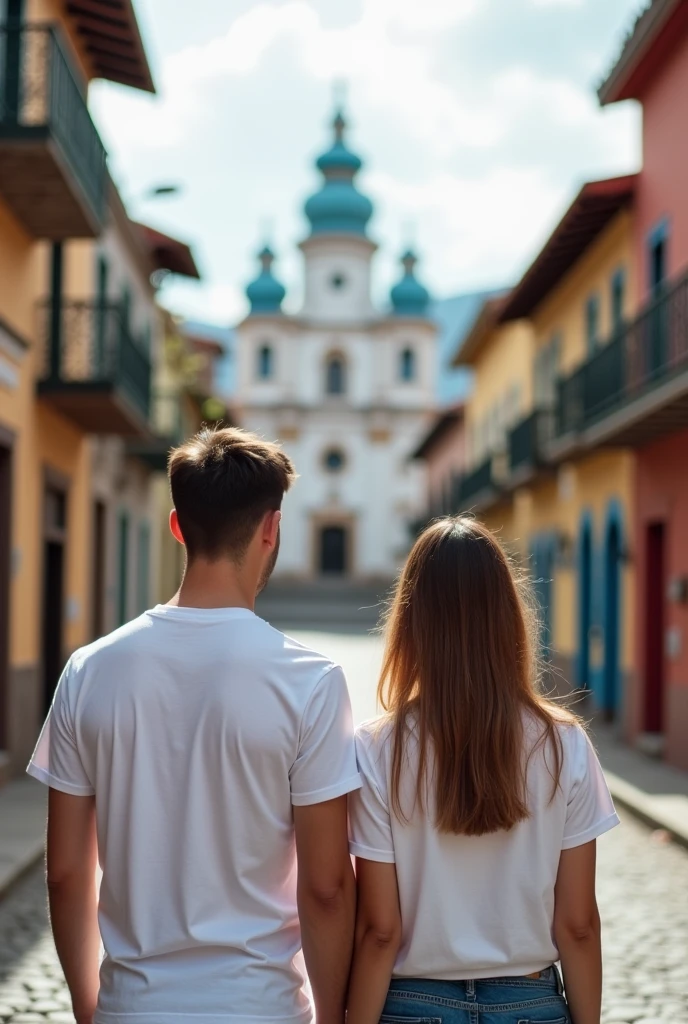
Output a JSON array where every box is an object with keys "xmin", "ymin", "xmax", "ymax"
[
  {"xmin": 411, "ymin": 405, "xmax": 465, "ymax": 524},
  {"xmin": 600, "ymin": 0, "xmax": 688, "ymax": 769}
]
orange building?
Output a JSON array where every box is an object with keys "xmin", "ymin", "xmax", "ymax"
[{"xmin": 0, "ymin": 1, "xmax": 201, "ymax": 781}]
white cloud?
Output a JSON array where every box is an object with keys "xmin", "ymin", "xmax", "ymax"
[
  {"xmin": 366, "ymin": 166, "xmax": 568, "ymax": 293},
  {"xmin": 92, "ymin": 0, "xmax": 495, "ymax": 157},
  {"xmin": 89, "ymin": 0, "xmax": 641, "ymax": 327}
]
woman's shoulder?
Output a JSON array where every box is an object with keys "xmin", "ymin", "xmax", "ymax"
[
  {"xmin": 355, "ymin": 714, "xmax": 395, "ymax": 752},
  {"xmin": 523, "ymin": 705, "xmax": 593, "ymax": 783}
]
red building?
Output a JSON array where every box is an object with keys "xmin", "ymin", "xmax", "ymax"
[{"xmin": 600, "ymin": 0, "xmax": 688, "ymax": 769}]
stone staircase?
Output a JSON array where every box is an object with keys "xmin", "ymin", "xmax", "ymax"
[{"xmin": 256, "ymin": 579, "xmax": 394, "ymax": 633}]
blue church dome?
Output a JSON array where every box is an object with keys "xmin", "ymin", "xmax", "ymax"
[
  {"xmin": 246, "ymin": 246, "xmax": 286, "ymax": 315},
  {"xmin": 305, "ymin": 110, "xmax": 373, "ymax": 237},
  {"xmin": 391, "ymin": 250, "xmax": 430, "ymax": 316}
]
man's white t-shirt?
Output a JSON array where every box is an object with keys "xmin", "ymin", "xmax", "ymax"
[
  {"xmin": 349, "ymin": 714, "xmax": 619, "ymax": 980},
  {"xmin": 28, "ymin": 606, "xmax": 361, "ymax": 1024}
]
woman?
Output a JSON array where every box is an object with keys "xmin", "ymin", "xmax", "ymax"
[{"xmin": 347, "ymin": 517, "xmax": 618, "ymax": 1024}]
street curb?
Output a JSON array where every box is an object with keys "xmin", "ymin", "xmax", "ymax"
[
  {"xmin": 0, "ymin": 840, "xmax": 45, "ymax": 902},
  {"xmin": 605, "ymin": 770, "xmax": 688, "ymax": 850}
]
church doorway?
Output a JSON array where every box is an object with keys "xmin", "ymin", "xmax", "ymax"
[{"xmin": 319, "ymin": 525, "xmax": 348, "ymax": 575}]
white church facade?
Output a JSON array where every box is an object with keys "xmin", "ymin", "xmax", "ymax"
[{"xmin": 235, "ymin": 109, "xmax": 437, "ymax": 580}]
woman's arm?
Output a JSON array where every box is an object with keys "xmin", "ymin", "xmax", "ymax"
[
  {"xmin": 553, "ymin": 840, "xmax": 602, "ymax": 1024},
  {"xmin": 346, "ymin": 858, "xmax": 402, "ymax": 1024}
]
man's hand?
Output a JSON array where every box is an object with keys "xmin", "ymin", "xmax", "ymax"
[
  {"xmin": 294, "ymin": 796, "xmax": 356, "ymax": 1024},
  {"xmin": 47, "ymin": 789, "xmax": 100, "ymax": 1023}
]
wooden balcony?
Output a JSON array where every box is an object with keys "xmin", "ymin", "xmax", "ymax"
[
  {"xmin": 508, "ymin": 408, "xmax": 554, "ymax": 485},
  {"xmin": 0, "ymin": 24, "xmax": 106, "ymax": 238},
  {"xmin": 37, "ymin": 300, "xmax": 152, "ymax": 436},
  {"xmin": 553, "ymin": 273, "xmax": 688, "ymax": 452}
]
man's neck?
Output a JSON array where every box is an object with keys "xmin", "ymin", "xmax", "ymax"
[{"xmin": 168, "ymin": 559, "xmax": 256, "ymax": 611}]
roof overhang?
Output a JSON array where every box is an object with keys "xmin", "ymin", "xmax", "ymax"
[
  {"xmin": 133, "ymin": 223, "xmax": 201, "ymax": 280},
  {"xmin": 411, "ymin": 406, "xmax": 464, "ymax": 460},
  {"xmin": 598, "ymin": 0, "xmax": 688, "ymax": 105},
  {"xmin": 66, "ymin": 0, "xmax": 155, "ymax": 93},
  {"xmin": 498, "ymin": 175, "xmax": 638, "ymax": 323}
]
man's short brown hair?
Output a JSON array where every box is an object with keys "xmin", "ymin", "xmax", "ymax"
[{"xmin": 168, "ymin": 427, "xmax": 296, "ymax": 561}]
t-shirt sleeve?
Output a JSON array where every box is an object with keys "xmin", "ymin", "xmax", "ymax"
[
  {"xmin": 562, "ymin": 726, "xmax": 619, "ymax": 850},
  {"xmin": 348, "ymin": 725, "xmax": 395, "ymax": 863},
  {"xmin": 26, "ymin": 657, "xmax": 95, "ymax": 797},
  {"xmin": 290, "ymin": 665, "xmax": 361, "ymax": 806}
]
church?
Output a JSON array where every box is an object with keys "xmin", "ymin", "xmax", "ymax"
[{"xmin": 235, "ymin": 108, "xmax": 437, "ymax": 581}]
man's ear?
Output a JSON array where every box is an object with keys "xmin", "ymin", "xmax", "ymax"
[
  {"xmin": 170, "ymin": 509, "xmax": 185, "ymax": 545},
  {"xmin": 263, "ymin": 509, "xmax": 281, "ymax": 546}
]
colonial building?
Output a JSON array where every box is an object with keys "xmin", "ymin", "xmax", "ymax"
[{"xmin": 235, "ymin": 110, "xmax": 437, "ymax": 580}]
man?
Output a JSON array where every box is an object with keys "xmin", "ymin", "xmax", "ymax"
[{"xmin": 28, "ymin": 427, "xmax": 361, "ymax": 1024}]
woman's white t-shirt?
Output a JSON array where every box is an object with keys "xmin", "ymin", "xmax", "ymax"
[{"xmin": 349, "ymin": 715, "xmax": 619, "ymax": 980}]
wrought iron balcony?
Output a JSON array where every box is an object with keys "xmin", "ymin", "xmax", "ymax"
[
  {"xmin": 508, "ymin": 408, "xmax": 554, "ymax": 480},
  {"xmin": 0, "ymin": 24, "xmax": 106, "ymax": 238},
  {"xmin": 37, "ymin": 300, "xmax": 152, "ymax": 436},
  {"xmin": 458, "ymin": 456, "xmax": 500, "ymax": 509},
  {"xmin": 556, "ymin": 273, "xmax": 688, "ymax": 447},
  {"xmin": 127, "ymin": 393, "xmax": 186, "ymax": 471}
]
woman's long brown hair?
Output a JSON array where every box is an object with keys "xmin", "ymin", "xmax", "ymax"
[{"xmin": 379, "ymin": 516, "xmax": 576, "ymax": 836}]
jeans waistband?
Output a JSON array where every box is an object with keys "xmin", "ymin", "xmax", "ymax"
[{"xmin": 390, "ymin": 965, "xmax": 563, "ymax": 995}]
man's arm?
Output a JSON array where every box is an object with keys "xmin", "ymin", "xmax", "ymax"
[
  {"xmin": 553, "ymin": 840, "xmax": 602, "ymax": 1024},
  {"xmin": 47, "ymin": 789, "xmax": 100, "ymax": 1024},
  {"xmin": 293, "ymin": 796, "xmax": 356, "ymax": 1024}
]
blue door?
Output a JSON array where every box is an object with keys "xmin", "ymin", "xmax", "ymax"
[
  {"xmin": 578, "ymin": 519, "xmax": 592, "ymax": 689},
  {"xmin": 603, "ymin": 519, "xmax": 621, "ymax": 719}
]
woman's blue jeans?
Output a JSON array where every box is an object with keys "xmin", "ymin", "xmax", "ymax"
[{"xmin": 381, "ymin": 966, "xmax": 571, "ymax": 1024}]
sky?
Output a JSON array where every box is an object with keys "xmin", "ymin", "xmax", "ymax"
[{"xmin": 90, "ymin": 0, "xmax": 645, "ymax": 326}]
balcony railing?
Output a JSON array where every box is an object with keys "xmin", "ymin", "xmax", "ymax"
[
  {"xmin": 509, "ymin": 409, "xmax": 554, "ymax": 475},
  {"xmin": 459, "ymin": 457, "xmax": 497, "ymax": 506},
  {"xmin": 127, "ymin": 392, "xmax": 188, "ymax": 471},
  {"xmin": 0, "ymin": 24, "xmax": 106, "ymax": 236},
  {"xmin": 557, "ymin": 273, "xmax": 688, "ymax": 437},
  {"xmin": 37, "ymin": 300, "xmax": 152, "ymax": 436}
]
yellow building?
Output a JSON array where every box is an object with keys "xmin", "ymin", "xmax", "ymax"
[
  {"xmin": 0, "ymin": 0, "xmax": 155, "ymax": 779},
  {"xmin": 455, "ymin": 299, "xmax": 534, "ymax": 546},
  {"xmin": 455, "ymin": 176, "xmax": 638, "ymax": 719}
]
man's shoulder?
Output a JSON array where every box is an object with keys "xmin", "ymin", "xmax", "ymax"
[
  {"xmin": 270, "ymin": 629, "xmax": 340, "ymax": 685},
  {"xmin": 69, "ymin": 614, "xmax": 153, "ymax": 672}
]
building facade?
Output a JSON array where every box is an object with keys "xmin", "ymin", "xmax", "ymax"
[
  {"xmin": 0, "ymin": 0, "xmax": 156, "ymax": 779},
  {"xmin": 0, "ymin": 0, "xmax": 202, "ymax": 780},
  {"xmin": 597, "ymin": 0, "xmax": 688, "ymax": 769},
  {"xmin": 235, "ymin": 111, "xmax": 436, "ymax": 581},
  {"xmin": 451, "ymin": 178, "xmax": 638, "ymax": 718}
]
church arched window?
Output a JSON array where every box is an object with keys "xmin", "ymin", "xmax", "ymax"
[
  {"xmin": 257, "ymin": 344, "xmax": 274, "ymax": 380},
  {"xmin": 325, "ymin": 353, "xmax": 346, "ymax": 396},
  {"xmin": 400, "ymin": 347, "xmax": 416, "ymax": 382}
]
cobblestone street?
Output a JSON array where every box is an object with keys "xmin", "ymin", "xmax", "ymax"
[{"xmin": 0, "ymin": 810, "xmax": 685, "ymax": 1024}]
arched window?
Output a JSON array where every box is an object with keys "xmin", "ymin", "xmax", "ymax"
[
  {"xmin": 257, "ymin": 344, "xmax": 274, "ymax": 380},
  {"xmin": 325, "ymin": 354, "xmax": 346, "ymax": 395},
  {"xmin": 400, "ymin": 347, "xmax": 416, "ymax": 382}
]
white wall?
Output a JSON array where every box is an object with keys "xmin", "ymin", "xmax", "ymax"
[{"xmin": 300, "ymin": 237, "xmax": 376, "ymax": 322}]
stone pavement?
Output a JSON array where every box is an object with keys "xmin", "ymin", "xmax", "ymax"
[
  {"xmin": 1, "ymin": 626, "xmax": 687, "ymax": 1024},
  {"xmin": 0, "ymin": 808, "xmax": 686, "ymax": 1024}
]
